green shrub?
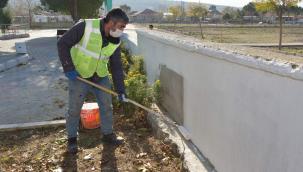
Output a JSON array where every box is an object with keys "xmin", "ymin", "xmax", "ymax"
[
  {"xmin": 121, "ymin": 52, "xmax": 131, "ymax": 73},
  {"xmin": 152, "ymin": 80, "xmax": 161, "ymax": 104},
  {"xmin": 110, "ymin": 44, "xmax": 162, "ymax": 115},
  {"xmin": 120, "ymin": 43, "xmax": 133, "ymax": 74},
  {"xmin": 125, "ymin": 74, "xmax": 152, "ymax": 105},
  {"xmin": 120, "ymin": 43, "xmax": 131, "ymax": 59},
  {"xmin": 129, "ymin": 56, "xmax": 146, "ymax": 76}
]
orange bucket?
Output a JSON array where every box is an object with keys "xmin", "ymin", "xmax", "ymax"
[{"xmin": 80, "ymin": 103, "xmax": 101, "ymax": 129}]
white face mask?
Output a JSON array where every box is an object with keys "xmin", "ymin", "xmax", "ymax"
[{"xmin": 110, "ymin": 28, "xmax": 123, "ymax": 38}]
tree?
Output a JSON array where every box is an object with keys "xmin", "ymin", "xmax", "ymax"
[
  {"xmin": 235, "ymin": 9, "xmax": 245, "ymax": 21},
  {"xmin": 0, "ymin": 0, "xmax": 10, "ymax": 23},
  {"xmin": 188, "ymin": 4, "xmax": 208, "ymax": 21},
  {"xmin": 222, "ymin": 7, "xmax": 239, "ymax": 21},
  {"xmin": 168, "ymin": 5, "xmax": 182, "ymax": 21},
  {"xmin": 24, "ymin": 0, "xmax": 35, "ymax": 28},
  {"xmin": 0, "ymin": 0, "xmax": 10, "ymax": 32},
  {"xmin": 0, "ymin": 8, "xmax": 11, "ymax": 25},
  {"xmin": 120, "ymin": 4, "xmax": 131, "ymax": 14},
  {"xmin": 287, "ymin": 5, "xmax": 303, "ymax": 16},
  {"xmin": 243, "ymin": 2, "xmax": 258, "ymax": 16},
  {"xmin": 242, "ymin": 2, "xmax": 258, "ymax": 23},
  {"xmin": 255, "ymin": 0, "xmax": 302, "ymax": 50},
  {"xmin": 40, "ymin": 0, "xmax": 104, "ymax": 22},
  {"xmin": 223, "ymin": 13, "xmax": 232, "ymax": 22},
  {"xmin": 5, "ymin": 0, "xmax": 37, "ymax": 28},
  {"xmin": 0, "ymin": 0, "xmax": 9, "ymax": 8},
  {"xmin": 187, "ymin": 4, "xmax": 208, "ymax": 38}
]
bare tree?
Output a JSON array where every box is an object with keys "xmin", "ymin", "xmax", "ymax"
[
  {"xmin": 25, "ymin": 0, "xmax": 35, "ymax": 28},
  {"xmin": 188, "ymin": 2, "xmax": 208, "ymax": 39},
  {"xmin": 7, "ymin": 0, "xmax": 36, "ymax": 27}
]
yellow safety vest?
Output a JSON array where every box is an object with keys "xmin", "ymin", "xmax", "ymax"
[{"xmin": 70, "ymin": 19, "xmax": 120, "ymax": 78}]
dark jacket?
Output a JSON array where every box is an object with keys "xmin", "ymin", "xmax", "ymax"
[{"xmin": 57, "ymin": 19, "xmax": 125, "ymax": 94}]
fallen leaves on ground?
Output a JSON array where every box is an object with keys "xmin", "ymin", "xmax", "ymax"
[{"xmin": 0, "ymin": 110, "xmax": 186, "ymax": 171}]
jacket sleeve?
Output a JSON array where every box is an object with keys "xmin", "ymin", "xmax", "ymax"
[
  {"xmin": 57, "ymin": 21, "xmax": 85, "ymax": 72},
  {"xmin": 109, "ymin": 46, "xmax": 126, "ymax": 94}
]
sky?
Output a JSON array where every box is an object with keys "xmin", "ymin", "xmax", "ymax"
[{"xmin": 179, "ymin": 0, "xmax": 303, "ymax": 7}]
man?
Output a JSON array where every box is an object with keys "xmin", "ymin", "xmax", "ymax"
[{"xmin": 57, "ymin": 8, "xmax": 129, "ymax": 154}]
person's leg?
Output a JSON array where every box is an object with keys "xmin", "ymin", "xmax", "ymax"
[
  {"xmin": 66, "ymin": 79, "xmax": 89, "ymax": 138},
  {"xmin": 93, "ymin": 76, "xmax": 114, "ymax": 135},
  {"xmin": 93, "ymin": 76, "xmax": 124, "ymax": 145}
]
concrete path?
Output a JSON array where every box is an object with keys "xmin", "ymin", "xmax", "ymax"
[{"xmin": 0, "ymin": 30, "xmax": 68, "ymax": 124}]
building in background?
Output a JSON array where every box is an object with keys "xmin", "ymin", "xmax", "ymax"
[
  {"xmin": 206, "ymin": 5, "xmax": 222, "ymax": 23},
  {"xmin": 129, "ymin": 9, "xmax": 162, "ymax": 23},
  {"xmin": 32, "ymin": 11, "xmax": 73, "ymax": 23}
]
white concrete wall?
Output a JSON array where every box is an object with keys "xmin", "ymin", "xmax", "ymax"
[{"xmin": 124, "ymin": 28, "xmax": 303, "ymax": 172}]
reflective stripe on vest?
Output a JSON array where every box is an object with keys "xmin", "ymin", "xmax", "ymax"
[{"xmin": 71, "ymin": 19, "xmax": 120, "ymax": 78}]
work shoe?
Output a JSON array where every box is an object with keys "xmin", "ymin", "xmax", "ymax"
[
  {"xmin": 102, "ymin": 133, "xmax": 124, "ymax": 146},
  {"xmin": 67, "ymin": 137, "xmax": 78, "ymax": 154}
]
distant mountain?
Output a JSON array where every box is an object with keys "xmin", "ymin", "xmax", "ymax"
[
  {"xmin": 112, "ymin": 0, "xmax": 238, "ymax": 12},
  {"xmin": 8, "ymin": 0, "xmax": 238, "ymax": 13}
]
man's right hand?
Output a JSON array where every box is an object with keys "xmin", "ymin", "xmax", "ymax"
[{"xmin": 65, "ymin": 70, "xmax": 79, "ymax": 80}]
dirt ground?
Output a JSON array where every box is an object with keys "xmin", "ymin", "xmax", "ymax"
[
  {"xmin": 0, "ymin": 109, "xmax": 185, "ymax": 172},
  {"xmin": 153, "ymin": 24, "xmax": 303, "ymax": 44},
  {"xmin": 264, "ymin": 47, "xmax": 303, "ymax": 57}
]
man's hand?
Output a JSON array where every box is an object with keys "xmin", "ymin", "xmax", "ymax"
[
  {"xmin": 65, "ymin": 70, "xmax": 79, "ymax": 80},
  {"xmin": 118, "ymin": 93, "xmax": 128, "ymax": 103}
]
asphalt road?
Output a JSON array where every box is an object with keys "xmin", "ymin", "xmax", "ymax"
[{"xmin": 0, "ymin": 30, "xmax": 67, "ymax": 124}]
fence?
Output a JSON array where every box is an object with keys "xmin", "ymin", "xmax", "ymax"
[{"xmin": 0, "ymin": 24, "xmax": 30, "ymax": 40}]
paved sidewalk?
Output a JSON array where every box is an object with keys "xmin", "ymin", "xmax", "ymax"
[{"xmin": 0, "ymin": 30, "xmax": 68, "ymax": 124}]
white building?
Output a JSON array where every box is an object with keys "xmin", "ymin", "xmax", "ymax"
[{"xmin": 32, "ymin": 14, "xmax": 73, "ymax": 23}]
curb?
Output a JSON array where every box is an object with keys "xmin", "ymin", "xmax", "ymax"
[
  {"xmin": 0, "ymin": 33, "xmax": 30, "ymax": 40},
  {"xmin": 0, "ymin": 54, "xmax": 32, "ymax": 72},
  {"xmin": 0, "ymin": 120, "xmax": 66, "ymax": 132},
  {"xmin": 147, "ymin": 104, "xmax": 216, "ymax": 172}
]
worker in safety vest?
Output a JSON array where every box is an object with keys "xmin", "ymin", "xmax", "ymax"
[{"xmin": 57, "ymin": 8, "xmax": 129, "ymax": 154}]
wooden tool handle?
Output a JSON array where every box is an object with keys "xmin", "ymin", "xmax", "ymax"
[
  {"xmin": 77, "ymin": 77, "xmax": 159, "ymax": 115},
  {"xmin": 77, "ymin": 77, "xmax": 118, "ymax": 96}
]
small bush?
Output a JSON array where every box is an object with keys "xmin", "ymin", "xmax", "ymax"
[
  {"xmin": 81, "ymin": 44, "xmax": 161, "ymax": 116},
  {"xmin": 111, "ymin": 45, "xmax": 161, "ymax": 115},
  {"xmin": 126, "ymin": 74, "xmax": 151, "ymax": 102},
  {"xmin": 129, "ymin": 56, "xmax": 146, "ymax": 76},
  {"xmin": 120, "ymin": 43, "xmax": 133, "ymax": 73},
  {"xmin": 152, "ymin": 80, "xmax": 161, "ymax": 104},
  {"xmin": 121, "ymin": 52, "xmax": 131, "ymax": 74}
]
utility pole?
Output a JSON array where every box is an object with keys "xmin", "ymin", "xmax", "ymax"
[
  {"xmin": 105, "ymin": 0, "xmax": 112, "ymax": 13},
  {"xmin": 74, "ymin": 0, "xmax": 78, "ymax": 21}
]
